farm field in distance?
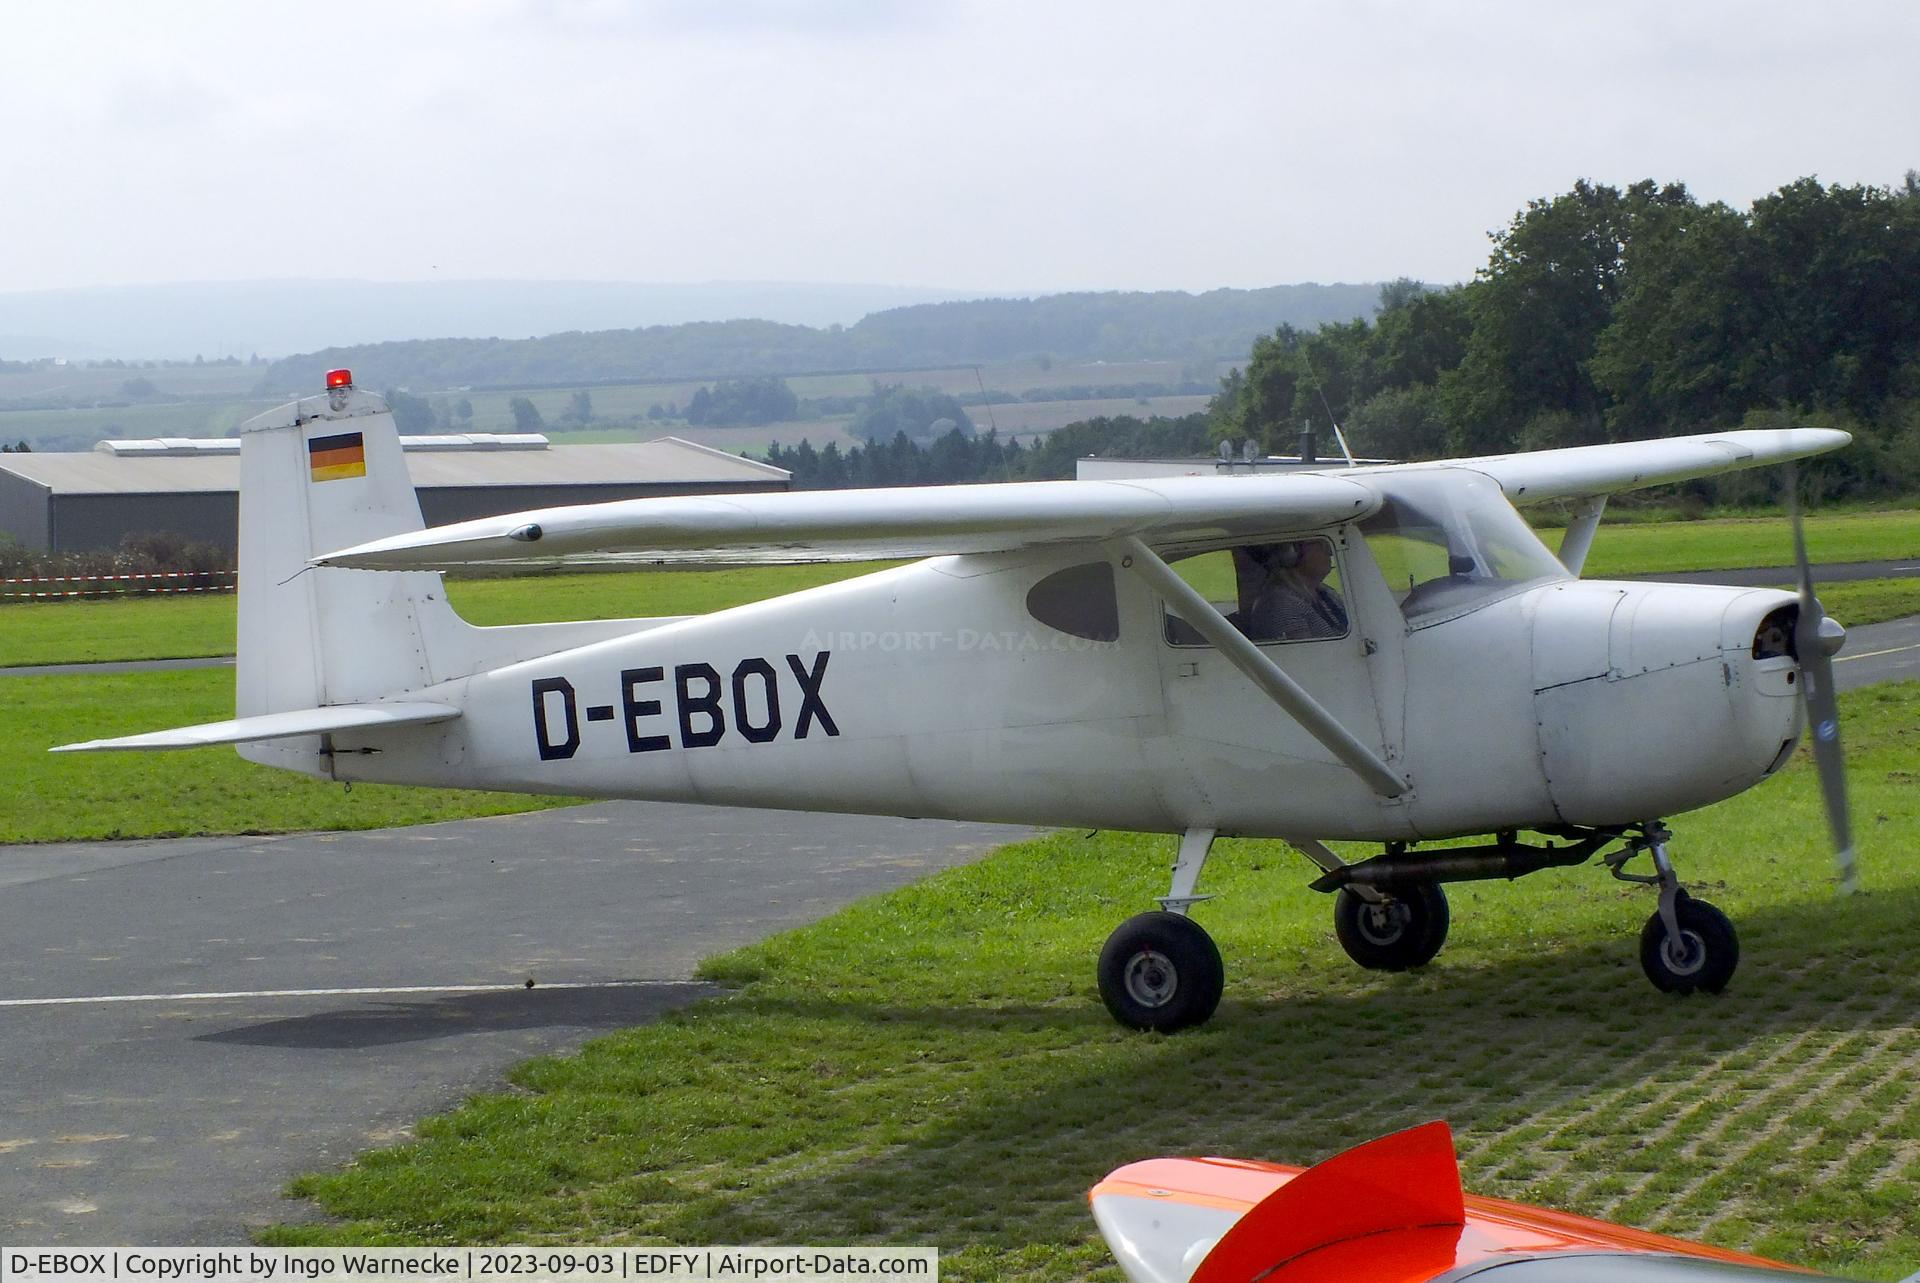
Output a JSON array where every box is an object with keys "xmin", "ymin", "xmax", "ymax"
[
  {"xmin": 264, "ymin": 680, "xmax": 1920, "ymax": 1281},
  {"xmin": 0, "ymin": 357, "xmax": 1216, "ymax": 454}
]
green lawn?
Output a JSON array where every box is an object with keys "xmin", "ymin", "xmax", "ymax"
[
  {"xmin": 0, "ymin": 669, "xmax": 572, "ymax": 842},
  {"xmin": 264, "ymin": 682, "xmax": 1920, "ymax": 1281},
  {"xmin": 445, "ymin": 564, "xmax": 891, "ymax": 626},
  {"xmin": 0, "ymin": 565, "xmax": 887, "ymax": 668},
  {"xmin": 0, "ymin": 594, "xmax": 238, "ymax": 667},
  {"xmin": 1566, "ymin": 509, "xmax": 1920, "ymax": 577}
]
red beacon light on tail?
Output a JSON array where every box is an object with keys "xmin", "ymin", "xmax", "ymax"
[{"xmin": 324, "ymin": 368, "xmax": 353, "ymax": 410}]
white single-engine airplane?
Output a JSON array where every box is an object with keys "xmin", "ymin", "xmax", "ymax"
[{"xmin": 57, "ymin": 371, "xmax": 1859, "ymax": 1031}]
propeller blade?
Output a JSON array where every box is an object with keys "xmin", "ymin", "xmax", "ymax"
[{"xmin": 1784, "ymin": 462, "xmax": 1859, "ymax": 894}]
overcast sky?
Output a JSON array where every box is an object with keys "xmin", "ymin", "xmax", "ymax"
[{"xmin": 3, "ymin": 0, "xmax": 1916, "ymax": 297}]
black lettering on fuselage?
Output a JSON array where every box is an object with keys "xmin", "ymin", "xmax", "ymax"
[
  {"xmin": 730, "ymin": 657, "xmax": 782, "ymax": 743},
  {"xmin": 786, "ymin": 651, "xmax": 839, "ymax": 738},
  {"xmin": 675, "ymin": 662, "xmax": 726, "ymax": 748},
  {"xmin": 621, "ymin": 666, "xmax": 671, "ymax": 753},
  {"xmin": 531, "ymin": 650, "xmax": 835, "ymax": 759},
  {"xmin": 531, "ymin": 676, "xmax": 580, "ymax": 760}
]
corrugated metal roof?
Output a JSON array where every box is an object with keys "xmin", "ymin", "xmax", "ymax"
[{"xmin": 0, "ymin": 437, "xmax": 787, "ymax": 495}]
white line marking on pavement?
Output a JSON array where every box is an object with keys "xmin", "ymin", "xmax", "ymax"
[
  {"xmin": 1835, "ymin": 642, "xmax": 1920, "ymax": 663},
  {"xmin": 0, "ymin": 980, "xmax": 707, "ymax": 1009}
]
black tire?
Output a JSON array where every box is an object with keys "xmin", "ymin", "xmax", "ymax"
[
  {"xmin": 1333, "ymin": 883, "xmax": 1450, "ymax": 970},
  {"xmin": 1097, "ymin": 911, "xmax": 1224, "ymax": 1032},
  {"xmin": 1640, "ymin": 892, "xmax": 1739, "ymax": 994}
]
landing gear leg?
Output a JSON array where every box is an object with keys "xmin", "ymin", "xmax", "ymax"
[
  {"xmin": 1097, "ymin": 829, "xmax": 1224, "ymax": 1032},
  {"xmin": 1610, "ymin": 822, "xmax": 1740, "ymax": 995}
]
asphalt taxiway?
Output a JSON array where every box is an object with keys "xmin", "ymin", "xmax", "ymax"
[{"xmin": 0, "ymin": 804, "xmax": 1025, "ymax": 1244}]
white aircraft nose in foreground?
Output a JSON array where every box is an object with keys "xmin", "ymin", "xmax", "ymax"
[{"xmin": 58, "ymin": 371, "xmax": 1858, "ymax": 1031}]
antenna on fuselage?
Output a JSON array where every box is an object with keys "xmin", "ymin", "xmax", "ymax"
[{"xmin": 1299, "ymin": 348, "xmax": 1359, "ymax": 468}]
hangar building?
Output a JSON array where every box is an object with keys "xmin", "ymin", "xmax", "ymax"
[{"xmin": 0, "ymin": 435, "xmax": 791, "ymax": 553}]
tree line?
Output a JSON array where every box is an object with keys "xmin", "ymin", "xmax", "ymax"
[
  {"xmin": 1215, "ymin": 173, "xmax": 1920, "ymax": 499},
  {"xmin": 765, "ymin": 415, "xmax": 1213, "ymax": 489}
]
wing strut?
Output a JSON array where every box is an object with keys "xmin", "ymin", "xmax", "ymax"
[
  {"xmin": 1555, "ymin": 495, "xmax": 1608, "ymax": 575},
  {"xmin": 1120, "ymin": 537, "xmax": 1410, "ymax": 798}
]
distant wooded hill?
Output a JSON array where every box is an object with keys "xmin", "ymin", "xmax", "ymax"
[{"xmin": 258, "ymin": 285, "xmax": 1383, "ymax": 393}]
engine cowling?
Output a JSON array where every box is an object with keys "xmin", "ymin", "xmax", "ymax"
[{"xmin": 1532, "ymin": 582, "xmax": 1805, "ymax": 826}]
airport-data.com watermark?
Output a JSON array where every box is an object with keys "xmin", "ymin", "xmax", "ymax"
[{"xmin": 1, "ymin": 1248, "xmax": 937, "ymax": 1283}]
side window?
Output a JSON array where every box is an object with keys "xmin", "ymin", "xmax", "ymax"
[
  {"xmin": 1026, "ymin": 561, "xmax": 1120, "ymax": 642},
  {"xmin": 1163, "ymin": 538, "xmax": 1348, "ymax": 646}
]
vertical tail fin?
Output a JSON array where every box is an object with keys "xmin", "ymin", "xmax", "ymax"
[{"xmin": 235, "ymin": 381, "xmax": 464, "ymax": 773}]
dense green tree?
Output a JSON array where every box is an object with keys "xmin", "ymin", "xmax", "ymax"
[
  {"xmin": 508, "ymin": 396, "xmax": 545, "ymax": 432},
  {"xmin": 1345, "ymin": 386, "xmax": 1449, "ymax": 460},
  {"xmin": 850, "ymin": 384, "xmax": 973, "ymax": 443},
  {"xmin": 384, "ymin": 388, "xmax": 436, "ymax": 433},
  {"xmin": 1441, "ymin": 179, "xmax": 1694, "ymax": 451},
  {"xmin": 1371, "ymin": 288, "xmax": 1471, "ymax": 392},
  {"xmin": 687, "ymin": 376, "xmax": 798, "ymax": 426}
]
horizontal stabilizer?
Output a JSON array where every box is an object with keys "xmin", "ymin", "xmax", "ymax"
[{"xmin": 51, "ymin": 701, "xmax": 461, "ymax": 753}]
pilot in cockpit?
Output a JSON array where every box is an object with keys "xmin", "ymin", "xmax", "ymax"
[{"xmin": 1236, "ymin": 540, "xmax": 1348, "ymax": 641}]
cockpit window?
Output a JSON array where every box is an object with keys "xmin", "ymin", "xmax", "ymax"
[
  {"xmin": 1361, "ymin": 470, "xmax": 1568, "ymax": 624},
  {"xmin": 1162, "ymin": 537, "xmax": 1349, "ymax": 646}
]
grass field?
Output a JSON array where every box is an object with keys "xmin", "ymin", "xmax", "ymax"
[
  {"xmin": 1566, "ymin": 510, "xmax": 1920, "ymax": 576},
  {"xmin": 263, "ymin": 681, "xmax": 1920, "ymax": 1279},
  {"xmin": 0, "ymin": 669, "xmax": 572, "ymax": 843},
  {"xmin": 0, "ymin": 565, "xmax": 888, "ymax": 667}
]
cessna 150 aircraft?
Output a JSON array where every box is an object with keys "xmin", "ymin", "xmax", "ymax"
[{"xmin": 56, "ymin": 371, "xmax": 1858, "ymax": 1032}]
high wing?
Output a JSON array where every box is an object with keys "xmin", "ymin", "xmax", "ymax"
[
  {"xmin": 1406, "ymin": 426, "xmax": 1851, "ymax": 504},
  {"xmin": 311, "ymin": 427, "xmax": 1848, "ymax": 571},
  {"xmin": 311, "ymin": 473, "xmax": 1382, "ymax": 570}
]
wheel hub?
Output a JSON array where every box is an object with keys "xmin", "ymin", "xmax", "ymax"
[
  {"xmin": 1663, "ymin": 928, "xmax": 1706, "ymax": 976},
  {"xmin": 1123, "ymin": 950, "xmax": 1178, "ymax": 1007},
  {"xmin": 1358, "ymin": 901, "xmax": 1409, "ymax": 946}
]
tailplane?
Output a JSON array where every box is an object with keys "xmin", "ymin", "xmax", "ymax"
[
  {"xmin": 52, "ymin": 372, "xmax": 689, "ymax": 769},
  {"xmin": 234, "ymin": 376, "xmax": 468, "ymax": 773}
]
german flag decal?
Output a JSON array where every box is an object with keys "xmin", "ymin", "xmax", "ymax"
[{"xmin": 308, "ymin": 431, "xmax": 366, "ymax": 482}]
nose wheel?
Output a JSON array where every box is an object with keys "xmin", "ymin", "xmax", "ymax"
[
  {"xmin": 1611, "ymin": 822, "xmax": 1741, "ymax": 994},
  {"xmin": 1639, "ymin": 890, "xmax": 1739, "ymax": 994}
]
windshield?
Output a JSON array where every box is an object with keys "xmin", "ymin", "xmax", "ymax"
[{"xmin": 1360, "ymin": 469, "xmax": 1568, "ymax": 625}]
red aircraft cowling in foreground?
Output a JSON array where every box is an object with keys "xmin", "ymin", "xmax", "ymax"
[{"xmin": 1090, "ymin": 1122, "xmax": 1852, "ymax": 1283}]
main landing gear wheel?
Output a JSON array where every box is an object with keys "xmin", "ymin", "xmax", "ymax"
[
  {"xmin": 1097, "ymin": 911, "xmax": 1224, "ymax": 1033},
  {"xmin": 1333, "ymin": 883, "xmax": 1450, "ymax": 971},
  {"xmin": 1639, "ymin": 891, "xmax": 1739, "ymax": 994}
]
